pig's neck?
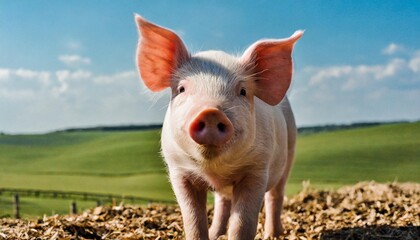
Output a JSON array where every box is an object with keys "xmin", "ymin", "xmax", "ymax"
[{"xmin": 200, "ymin": 155, "xmax": 264, "ymax": 192}]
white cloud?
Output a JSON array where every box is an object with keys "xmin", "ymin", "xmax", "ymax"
[
  {"xmin": 0, "ymin": 67, "xmax": 142, "ymax": 103},
  {"xmin": 14, "ymin": 68, "xmax": 51, "ymax": 85},
  {"xmin": 0, "ymin": 68, "xmax": 51, "ymax": 86},
  {"xmin": 55, "ymin": 70, "xmax": 92, "ymax": 81},
  {"xmin": 0, "ymin": 68, "xmax": 94, "ymax": 98},
  {"xmin": 0, "ymin": 89, "xmax": 35, "ymax": 100},
  {"xmin": 291, "ymin": 46, "xmax": 420, "ymax": 127},
  {"xmin": 374, "ymin": 58, "xmax": 406, "ymax": 79},
  {"xmin": 0, "ymin": 66, "xmax": 161, "ymax": 133},
  {"xmin": 309, "ymin": 66, "xmax": 352, "ymax": 86},
  {"xmin": 58, "ymin": 54, "xmax": 91, "ymax": 67},
  {"xmin": 382, "ymin": 43, "xmax": 404, "ymax": 55},
  {"xmin": 341, "ymin": 78, "xmax": 359, "ymax": 91},
  {"xmin": 0, "ymin": 69, "xmax": 11, "ymax": 80},
  {"xmin": 307, "ymin": 57, "xmax": 414, "ymax": 92},
  {"xmin": 409, "ymin": 52, "xmax": 420, "ymax": 73},
  {"xmin": 93, "ymin": 71, "xmax": 137, "ymax": 84},
  {"xmin": 53, "ymin": 70, "xmax": 92, "ymax": 95},
  {"xmin": 54, "ymin": 71, "xmax": 70, "ymax": 95}
]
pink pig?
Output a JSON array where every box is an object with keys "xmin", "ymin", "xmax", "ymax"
[{"xmin": 135, "ymin": 15, "xmax": 303, "ymax": 240}]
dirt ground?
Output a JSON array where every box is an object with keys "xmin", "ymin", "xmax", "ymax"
[{"xmin": 0, "ymin": 181, "xmax": 419, "ymax": 239}]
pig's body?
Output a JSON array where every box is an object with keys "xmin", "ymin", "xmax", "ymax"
[{"xmin": 135, "ymin": 15, "xmax": 302, "ymax": 240}]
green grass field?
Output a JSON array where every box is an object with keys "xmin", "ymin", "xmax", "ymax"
[{"xmin": 0, "ymin": 122, "xmax": 419, "ymax": 218}]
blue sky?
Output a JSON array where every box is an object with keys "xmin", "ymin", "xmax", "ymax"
[{"xmin": 1, "ymin": 1, "xmax": 419, "ymax": 133}]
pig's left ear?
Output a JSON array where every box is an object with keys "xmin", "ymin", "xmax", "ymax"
[
  {"xmin": 241, "ymin": 30, "xmax": 303, "ymax": 105},
  {"xmin": 135, "ymin": 14, "xmax": 190, "ymax": 92}
]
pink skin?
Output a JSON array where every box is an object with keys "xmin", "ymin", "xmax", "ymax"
[{"xmin": 135, "ymin": 14, "xmax": 303, "ymax": 240}]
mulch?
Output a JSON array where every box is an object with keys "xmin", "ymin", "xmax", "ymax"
[{"xmin": 0, "ymin": 181, "xmax": 419, "ymax": 239}]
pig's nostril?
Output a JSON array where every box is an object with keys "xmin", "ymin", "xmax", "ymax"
[
  {"xmin": 197, "ymin": 121, "xmax": 206, "ymax": 131},
  {"xmin": 217, "ymin": 123, "xmax": 226, "ymax": 133}
]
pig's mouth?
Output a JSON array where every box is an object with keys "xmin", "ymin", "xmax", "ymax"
[{"xmin": 198, "ymin": 144, "xmax": 227, "ymax": 159}]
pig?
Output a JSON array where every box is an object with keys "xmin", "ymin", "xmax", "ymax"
[{"xmin": 134, "ymin": 14, "xmax": 303, "ymax": 240}]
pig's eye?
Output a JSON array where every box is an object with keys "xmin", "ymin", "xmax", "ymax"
[
  {"xmin": 240, "ymin": 88, "xmax": 247, "ymax": 96},
  {"xmin": 178, "ymin": 86, "xmax": 185, "ymax": 94}
]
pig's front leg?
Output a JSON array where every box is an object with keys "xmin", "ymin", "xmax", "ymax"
[
  {"xmin": 228, "ymin": 175, "xmax": 267, "ymax": 240},
  {"xmin": 265, "ymin": 144, "xmax": 295, "ymax": 238},
  {"xmin": 169, "ymin": 171, "xmax": 209, "ymax": 240},
  {"xmin": 209, "ymin": 192, "xmax": 231, "ymax": 240},
  {"xmin": 263, "ymin": 176, "xmax": 287, "ymax": 238}
]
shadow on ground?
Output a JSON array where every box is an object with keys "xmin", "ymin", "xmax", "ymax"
[{"xmin": 321, "ymin": 225, "xmax": 419, "ymax": 240}]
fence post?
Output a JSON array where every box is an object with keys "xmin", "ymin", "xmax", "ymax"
[
  {"xmin": 70, "ymin": 201, "xmax": 77, "ymax": 214},
  {"xmin": 13, "ymin": 194, "xmax": 20, "ymax": 219}
]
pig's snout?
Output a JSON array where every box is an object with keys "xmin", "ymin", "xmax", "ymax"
[{"xmin": 189, "ymin": 108, "xmax": 234, "ymax": 146}]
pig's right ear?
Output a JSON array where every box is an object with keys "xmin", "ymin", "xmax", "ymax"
[
  {"xmin": 241, "ymin": 30, "xmax": 303, "ymax": 105},
  {"xmin": 135, "ymin": 15, "xmax": 189, "ymax": 92}
]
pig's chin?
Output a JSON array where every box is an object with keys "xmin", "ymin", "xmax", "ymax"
[{"xmin": 196, "ymin": 144, "xmax": 227, "ymax": 160}]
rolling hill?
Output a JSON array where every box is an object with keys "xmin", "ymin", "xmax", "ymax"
[{"xmin": 0, "ymin": 122, "xmax": 419, "ymax": 217}]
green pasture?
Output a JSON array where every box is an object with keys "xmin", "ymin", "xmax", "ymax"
[
  {"xmin": 0, "ymin": 197, "xmax": 98, "ymax": 218},
  {"xmin": 0, "ymin": 122, "xmax": 419, "ymax": 218}
]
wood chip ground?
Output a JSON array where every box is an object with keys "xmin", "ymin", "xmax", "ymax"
[{"xmin": 0, "ymin": 181, "xmax": 419, "ymax": 239}]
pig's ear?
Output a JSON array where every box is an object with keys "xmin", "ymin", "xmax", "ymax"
[
  {"xmin": 135, "ymin": 14, "xmax": 189, "ymax": 92},
  {"xmin": 242, "ymin": 30, "xmax": 303, "ymax": 105}
]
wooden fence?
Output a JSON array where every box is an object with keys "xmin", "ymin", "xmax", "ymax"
[{"xmin": 0, "ymin": 188, "xmax": 176, "ymax": 219}]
